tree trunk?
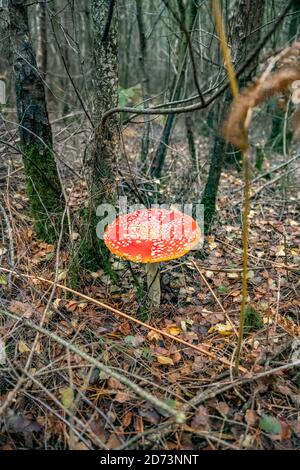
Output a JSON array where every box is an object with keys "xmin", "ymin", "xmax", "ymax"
[
  {"xmin": 201, "ymin": 0, "xmax": 266, "ymax": 232},
  {"xmin": 8, "ymin": 0, "xmax": 63, "ymax": 242},
  {"xmin": 268, "ymin": 0, "xmax": 300, "ymax": 153},
  {"xmin": 92, "ymin": 0, "xmax": 118, "ymax": 185},
  {"xmin": 0, "ymin": 4, "xmax": 10, "ymax": 104},
  {"xmin": 185, "ymin": 114, "xmax": 197, "ymax": 173},
  {"xmin": 150, "ymin": 0, "xmax": 198, "ymax": 179},
  {"xmin": 81, "ymin": 0, "xmax": 119, "ymax": 274},
  {"xmin": 36, "ymin": 0, "xmax": 47, "ymax": 77},
  {"xmin": 136, "ymin": 0, "xmax": 150, "ymax": 164}
]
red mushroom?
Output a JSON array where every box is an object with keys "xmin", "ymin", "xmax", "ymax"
[{"xmin": 104, "ymin": 208, "xmax": 201, "ymax": 306}]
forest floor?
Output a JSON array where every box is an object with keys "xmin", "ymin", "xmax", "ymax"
[{"xmin": 0, "ymin": 117, "xmax": 300, "ymax": 450}]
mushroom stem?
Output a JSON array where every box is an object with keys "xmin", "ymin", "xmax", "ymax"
[{"xmin": 146, "ymin": 262, "xmax": 161, "ymax": 306}]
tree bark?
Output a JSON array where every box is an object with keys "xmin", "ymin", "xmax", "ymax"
[
  {"xmin": 91, "ymin": 0, "xmax": 118, "ymax": 189},
  {"xmin": 0, "ymin": 3, "xmax": 10, "ymax": 104},
  {"xmin": 36, "ymin": 0, "xmax": 47, "ymax": 77},
  {"xmin": 8, "ymin": 0, "xmax": 63, "ymax": 242},
  {"xmin": 81, "ymin": 0, "xmax": 119, "ymax": 274}
]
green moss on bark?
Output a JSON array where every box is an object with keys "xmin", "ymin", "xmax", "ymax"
[
  {"xmin": 23, "ymin": 146, "xmax": 64, "ymax": 242},
  {"xmin": 8, "ymin": 0, "xmax": 64, "ymax": 243},
  {"xmin": 67, "ymin": 250, "xmax": 80, "ymax": 293},
  {"xmin": 78, "ymin": 206, "xmax": 118, "ymax": 283}
]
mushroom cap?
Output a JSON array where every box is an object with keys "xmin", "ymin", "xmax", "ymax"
[{"xmin": 103, "ymin": 208, "xmax": 201, "ymax": 263}]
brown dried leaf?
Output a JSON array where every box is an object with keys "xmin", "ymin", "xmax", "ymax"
[
  {"xmin": 217, "ymin": 401, "xmax": 231, "ymax": 416},
  {"xmin": 122, "ymin": 412, "xmax": 133, "ymax": 428},
  {"xmin": 115, "ymin": 391, "xmax": 132, "ymax": 403},
  {"xmin": 65, "ymin": 301, "xmax": 78, "ymax": 312},
  {"xmin": 156, "ymin": 355, "xmax": 174, "ymax": 366},
  {"xmin": 245, "ymin": 409, "xmax": 258, "ymax": 426},
  {"xmin": 139, "ymin": 407, "xmax": 160, "ymax": 425},
  {"xmin": 108, "ymin": 377, "xmax": 124, "ymax": 390},
  {"xmin": 106, "ymin": 433, "xmax": 122, "ymax": 450},
  {"xmin": 118, "ymin": 321, "xmax": 131, "ymax": 335},
  {"xmin": 9, "ymin": 300, "xmax": 34, "ymax": 319},
  {"xmin": 5, "ymin": 410, "xmax": 42, "ymax": 434},
  {"xmin": 165, "ymin": 325, "xmax": 182, "ymax": 336},
  {"xmin": 73, "ymin": 442, "xmax": 89, "ymax": 450},
  {"xmin": 89, "ymin": 418, "xmax": 106, "ymax": 440},
  {"xmin": 148, "ymin": 330, "xmax": 162, "ymax": 341},
  {"xmin": 171, "ymin": 350, "xmax": 182, "ymax": 364},
  {"xmin": 222, "ymin": 51, "xmax": 300, "ymax": 151},
  {"xmin": 191, "ymin": 406, "xmax": 209, "ymax": 430}
]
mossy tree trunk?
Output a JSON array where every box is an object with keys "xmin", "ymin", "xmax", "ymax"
[
  {"xmin": 81, "ymin": 0, "xmax": 119, "ymax": 275},
  {"xmin": 201, "ymin": 0, "xmax": 266, "ymax": 232},
  {"xmin": 8, "ymin": 0, "xmax": 63, "ymax": 242}
]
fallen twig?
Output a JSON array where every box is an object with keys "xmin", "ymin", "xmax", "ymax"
[
  {"xmin": 183, "ymin": 359, "xmax": 300, "ymax": 411},
  {"xmin": 1, "ymin": 309, "xmax": 186, "ymax": 424},
  {"xmin": 0, "ymin": 266, "xmax": 247, "ymax": 372}
]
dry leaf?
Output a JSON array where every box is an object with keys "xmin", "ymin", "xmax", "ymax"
[
  {"xmin": 278, "ymin": 421, "xmax": 292, "ymax": 441},
  {"xmin": 227, "ymin": 272, "xmax": 239, "ymax": 279},
  {"xmin": 58, "ymin": 270, "xmax": 67, "ymax": 282},
  {"xmin": 217, "ymin": 401, "xmax": 231, "ymax": 416},
  {"xmin": 59, "ymin": 387, "xmax": 74, "ymax": 409},
  {"xmin": 5, "ymin": 410, "xmax": 42, "ymax": 434},
  {"xmin": 171, "ymin": 350, "xmax": 182, "ymax": 364},
  {"xmin": 191, "ymin": 406, "xmax": 209, "ymax": 430},
  {"xmin": 77, "ymin": 302, "xmax": 88, "ymax": 310},
  {"xmin": 18, "ymin": 340, "xmax": 30, "ymax": 354},
  {"xmin": 9, "ymin": 301, "xmax": 34, "ymax": 319},
  {"xmin": 275, "ymin": 245, "xmax": 285, "ymax": 257},
  {"xmin": 123, "ymin": 411, "xmax": 133, "ymax": 428},
  {"xmin": 148, "ymin": 331, "xmax": 162, "ymax": 341},
  {"xmin": 89, "ymin": 418, "xmax": 106, "ymax": 440},
  {"xmin": 156, "ymin": 355, "xmax": 174, "ymax": 366},
  {"xmin": 66, "ymin": 301, "xmax": 78, "ymax": 312},
  {"xmin": 205, "ymin": 271, "xmax": 214, "ymax": 279},
  {"xmin": 70, "ymin": 232, "xmax": 80, "ymax": 241},
  {"xmin": 53, "ymin": 298, "xmax": 61, "ymax": 309},
  {"xmin": 115, "ymin": 391, "xmax": 131, "ymax": 403},
  {"xmin": 106, "ymin": 433, "xmax": 122, "ymax": 450},
  {"xmin": 166, "ymin": 325, "xmax": 182, "ymax": 336},
  {"xmin": 245, "ymin": 409, "xmax": 258, "ymax": 426},
  {"xmin": 208, "ymin": 322, "xmax": 233, "ymax": 336},
  {"xmin": 139, "ymin": 407, "xmax": 160, "ymax": 425},
  {"xmin": 108, "ymin": 377, "xmax": 124, "ymax": 390},
  {"xmin": 73, "ymin": 442, "xmax": 89, "ymax": 450}
]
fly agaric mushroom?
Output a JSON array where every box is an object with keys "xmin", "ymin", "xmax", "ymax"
[{"xmin": 103, "ymin": 208, "xmax": 201, "ymax": 306}]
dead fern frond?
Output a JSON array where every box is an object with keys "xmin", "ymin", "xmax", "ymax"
[{"xmin": 222, "ymin": 42, "xmax": 300, "ymax": 151}]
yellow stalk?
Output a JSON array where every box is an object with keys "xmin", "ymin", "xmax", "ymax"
[
  {"xmin": 210, "ymin": 0, "xmax": 239, "ymax": 99},
  {"xmin": 234, "ymin": 150, "xmax": 250, "ymax": 374},
  {"xmin": 210, "ymin": 0, "xmax": 250, "ymax": 375}
]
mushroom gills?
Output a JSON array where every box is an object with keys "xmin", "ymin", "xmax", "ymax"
[{"xmin": 146, "ymin": 262, "xmax": 161, "ymax": 307}]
